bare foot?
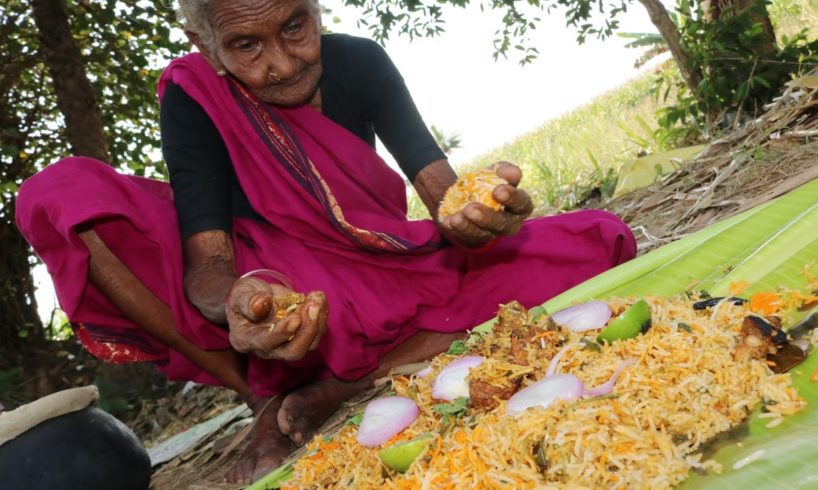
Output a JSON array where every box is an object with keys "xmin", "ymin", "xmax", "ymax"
[
  {"xmin": 277, "ymin": 331, "xmax": 465, "ymax": 445},
  {"xmin": 224, "ymin": 397, "xmax": 295, "ymax": 485},
  {"xmin": 277, "ymin": 378, "xmax": 367, "ymax": 445}
]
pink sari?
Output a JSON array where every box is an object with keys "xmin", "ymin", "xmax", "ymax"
[{"xmin": 15, "ymin": 54, "xmax": 636, "ymax": 397}]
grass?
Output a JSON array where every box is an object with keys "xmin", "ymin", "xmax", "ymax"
[
  {"xmin": 408, "ymin": 72, "xmax": 664, "ymax": 218},
  {"xmin": 469, "ymin": 73, "xmax": 663, "ymax": 213},
  {"xmin": 407, "ymin": 0, "xmax": 818, "ymax": 220}
]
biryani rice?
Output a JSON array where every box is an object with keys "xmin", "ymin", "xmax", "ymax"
[{"xmin": 285, "ymin": 293, "xmax": 808, "ymax": 489}]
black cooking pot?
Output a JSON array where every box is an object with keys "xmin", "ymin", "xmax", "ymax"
[{"xmin": 0, "ymin": 406, "xmax": 151, "ymax": 490}]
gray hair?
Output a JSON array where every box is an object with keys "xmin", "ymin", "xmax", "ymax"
[
  {"xmin": 176, "ymin": 0, "xmax": 219, "ymax": 54},
  {"xmin": 176, "ymin": 0, "xmax": 322, "ymax": 55}
]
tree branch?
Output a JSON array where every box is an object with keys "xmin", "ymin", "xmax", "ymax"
[
  {"xmin": 29, "ymin": 0, "xmax": 111, "ymax": 163},
  {"xmin": 637, "ymin": 0, "xmax": 703, "ymax": 97}
]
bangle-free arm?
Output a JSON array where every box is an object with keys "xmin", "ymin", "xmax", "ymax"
[
  {"xmin": 412, "ymin": 158, "xmax": 457, "ymax": 223},
  {"xmin": 182, "ymin": 229, "xmax": 238, "ymax": 324}
]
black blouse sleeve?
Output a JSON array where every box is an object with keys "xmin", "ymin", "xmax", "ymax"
[
  {"xmin": 160, "ymin": 82, "xmax": 257, "ymax": 239},
  {"xmin": 322, "ymin": 34, "xmax": 446, "ymax": 181},
  {"xmin": 345, "ymin": 37, "xmax": 445, "ymax": 182}
]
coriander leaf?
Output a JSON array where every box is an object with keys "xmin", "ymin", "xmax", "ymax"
[
  {"xmin": 346, "ymin": 413, "xmax": 364, "ymax": 427},
  {"xmin": 447, "ymin": 340, "xmax": 468, "ymax": 355},
  {"xmin": 432, "ymin": 396, "xmax": 470, "ymax": 417}
]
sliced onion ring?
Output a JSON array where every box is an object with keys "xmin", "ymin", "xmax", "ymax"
[
  {"xmin": 546, "ymin": 342, "xmax": 582, "ymax": 377},
  {"xmin": 357, "ymin": 396, "xmax": 419, "ymax": 447},
  {"xmin": 583, "ymin": 359, "xmax": 636, "ymax": 397},
  {"xmin": 551, "ymin": 300, "xmax": 613, "ymax": 332},
  {"xmin": 431, "ymin": 356, "xmax": 484, "ymax": 401},
  {"xmin": 505, "ymin": 374, "xmax": 584, "ymax": 416},
  {"xmin": 506, "ymin": 359, "xmax": 637, "ymax": 417}
]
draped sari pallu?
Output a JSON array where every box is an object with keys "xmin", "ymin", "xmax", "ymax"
[{"xmin": 15, "ymin": 53, "xmax": 636, "ymax": 397}]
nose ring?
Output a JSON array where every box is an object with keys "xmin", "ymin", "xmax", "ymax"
[{"xmin": 268, "ymin": 70, "xmax": 281, "ymax": 83}]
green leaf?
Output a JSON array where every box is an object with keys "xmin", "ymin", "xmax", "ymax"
[
  {"xmin": 753, "ymin": 75, "xmax": 772, "ymax": 89},
  {"xmin": 432, "ymin": 396, "xmax": 470, "ymax": 417},
  {"xmin": 446, "ymin": 340, "xmax": 469, "ymax": 355},
  {"xmin": 346, "ymin": 413, "xmax": 364, "ymax": 427}
]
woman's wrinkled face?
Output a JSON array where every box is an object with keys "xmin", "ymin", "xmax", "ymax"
[{"xmin": 208, "ymin": 0, "xmax": 322, "ymax": 106}]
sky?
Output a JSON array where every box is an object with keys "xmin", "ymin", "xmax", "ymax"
[
  {"xmin": 319, "ymin": 0, "xmax": 660, "ymax": 165},
  {"xmin": 32, "ymin": 2, "xmax": 662, "ymax": 321}
]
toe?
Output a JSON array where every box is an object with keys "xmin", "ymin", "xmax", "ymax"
[
  {"xmin": 224, "ymin": 460, "xmax": 253, "ymax": 484},
  {"xmin": 277, "ymin": 404, "xmax": 293, "ymax": 436}
]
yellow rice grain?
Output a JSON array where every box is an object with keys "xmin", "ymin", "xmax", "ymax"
[{"xmin": 288, "ymin": 293, "xmax": 809, "ymax": 489}]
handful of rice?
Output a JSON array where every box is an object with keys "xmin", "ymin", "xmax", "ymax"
[
  {"xmin": 438, "ymin": 168, "xmax": 508, "ymax": 222},
  {"xmin": 284, "ymin": 294, "xmax": 808, "ymax": 489}
]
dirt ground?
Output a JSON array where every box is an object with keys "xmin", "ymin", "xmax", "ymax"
[{"xmin": 144, "ymin": 84, "xmax": 818, "ymax": 489}]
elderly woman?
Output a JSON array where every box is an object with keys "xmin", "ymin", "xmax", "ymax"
[{"xmin": 16, "ymin": 0, "xmax": 636, "ymax": 484}]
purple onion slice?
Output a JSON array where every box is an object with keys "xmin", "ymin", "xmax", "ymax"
[
  {"xmin": 431, "ymin": 356, "xmax": 485, "ymax": 401},
  {"xmin": 356, "ymin": 396, "xmax": 419, "ymax": 447},
  {"xmin": 551, "ymin": 300, "xmax": 613, "ymax": 332}
]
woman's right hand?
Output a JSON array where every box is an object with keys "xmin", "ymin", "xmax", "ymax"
[
  {"xmin": 225, "ymin": 277, "xmax": 328, "ymax": 361},
  {"xmin": 439, "ymin": 163, "xmax": 533, "ymax": 248}
]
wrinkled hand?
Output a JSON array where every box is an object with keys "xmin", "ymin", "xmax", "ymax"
[
  {"xmin": 440, "ymin": 162, "xmax": 534, "ymax": 248},
  {"xmin": 226, "ymin": 277, "xmax": 328, "ymax": 361}
]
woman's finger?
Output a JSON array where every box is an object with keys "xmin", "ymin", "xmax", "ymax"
[
  {"xmin": 443, "ymin": 210, "xmax": 495, "ymax": 245},
  {"xmin": 230, "ymin": 321, "xmax": 285, "ymax": 357},
  {"xmin": 496, "ymin": 186, "xmax": 534, "ymax": 218},
  {"xmin": 494, "ymin": 162, "xmax": 522, "ymax": 186},
  {"xmin": 463, "ymin": 203, "xmax": 507, "ymax": 234},
  {"xmin": 275, "ymin": 314, "xmax": 318, "ymax": 361},
  {"xmin": 248, "ymin": 292, "xmax": 273, "ymax": 320},
  {"xmin": 305, "ymin": 292, "xmax": 328, "ymax": 350},
  {"xmin": 229, "ymin": 277, "xmax": 275, "ymax": 322}
]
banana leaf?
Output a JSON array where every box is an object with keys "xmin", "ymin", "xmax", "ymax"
[
  {"xmin": 246, "ymin": 461, "xmax": 293, "ymax": 490},
  {"xmin": 252, "ymin": 178, "xmax": 818, "ymax": 488},
  {"xmin": 536, "ymin": 177, "xmax": 818, "ymax": 489}
]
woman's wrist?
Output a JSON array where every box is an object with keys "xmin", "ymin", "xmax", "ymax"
[
  {"xmin": 225, "ymin": 269, "xmax": 296, "ymax": 323},
  {"xmin": 184, "ymin": 263, "xmax": 237, "ymax": 325}
]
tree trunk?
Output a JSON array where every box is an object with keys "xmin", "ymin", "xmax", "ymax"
[
  {"xmin": 702, "ymin": 0, "xmax": 777, "ymax": 53},
  {"xmin": 0, "ymin": 61, "xmax": 44, "ymax": 367},
  {"xmin": 0, "ymin": 212, "xmax": 44, "ymax": 368},
  {"xmin": 638, "ymin": 0, "xmax": 703, "ymax": 97},
  {"xmin": 30, "ymin": 0, "xmax": 111, "ymax": 163}
]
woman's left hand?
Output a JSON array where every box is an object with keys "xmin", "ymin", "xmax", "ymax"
[
  {"xmin": 440, "ymin": 162, "xmax": 534, "ymax": 248},
  {"xmin": 226, "ymin": 277, "xmax": 328, "ymax": 361}
]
